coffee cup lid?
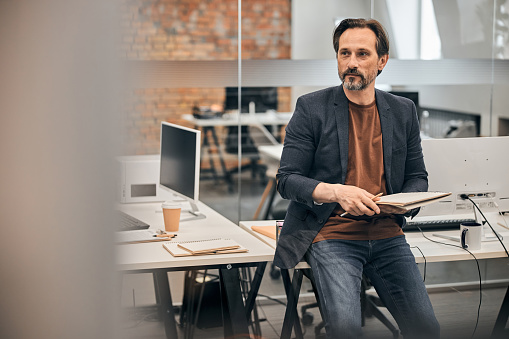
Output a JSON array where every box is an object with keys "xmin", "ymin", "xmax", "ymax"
[{"xmin": 161, "ymin": 202, "xmax": 181, "ymax": 209}]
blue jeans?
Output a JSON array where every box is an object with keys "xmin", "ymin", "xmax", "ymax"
[{"xmin": 306, "ymin": 235, "xmax": 440, "ymax": 339}]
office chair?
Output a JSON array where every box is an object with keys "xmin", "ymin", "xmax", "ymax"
[{"xmin": 224, "ymin": 126, "xmax": 267, "ymax": 184}]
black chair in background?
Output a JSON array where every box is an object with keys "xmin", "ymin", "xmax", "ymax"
[{"xmin": 224, "ymin": 126, "xmax": 267, "ymax": 184}]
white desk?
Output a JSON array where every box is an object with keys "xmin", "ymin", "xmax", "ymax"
[
  {"xmin": 253, "ymin": 145, "xmax": 284, "ymax": 219},
  {"xmin": 240, "ymin": 218, "xmax": 509, "ymax": 262},
  {"xmin": 117, "ymin": 201, "xmax": 274, "ymax": 338},
  {"xmin": 258, "ymin": 144, "xmax": 283, "ymax": 162},
  {"xmin": 240, "ymin": 218, "xmax": 509, "ymax": 338}
]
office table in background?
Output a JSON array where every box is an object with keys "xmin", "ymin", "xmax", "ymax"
[
  {"xmin": 117, "ymin": 201, "xmax": 275, "ymax": 339},
  {"xmin": 254, "ymin": 144, "xmax": 284, "ymax": 219},
  {"xmin": 182, "ymin": 113, "xmax": 290, "ymax": 188}
]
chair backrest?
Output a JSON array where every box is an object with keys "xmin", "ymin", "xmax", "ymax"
[{"xmin": 224, "ymin": 126, "xmax": 258, "ymax": 154}]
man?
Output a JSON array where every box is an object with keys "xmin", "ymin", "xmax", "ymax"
[{"xmin": 274, "ymin": 18, "xmax": 440, "ymax": 338}]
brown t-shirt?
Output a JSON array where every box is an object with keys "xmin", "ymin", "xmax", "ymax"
[{"xmin": 313, "ymin": 100, "xmax": 403, "ymax": 242}]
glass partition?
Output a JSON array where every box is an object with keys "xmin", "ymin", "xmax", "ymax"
[
  {"xmin": 119, "ymin": 0, "xmax": 509, "ymax": 223},
  {"xmin": 116, "ymin": 0, "xmax": 509, "ymax": 327},
  {"xmin": 119, "ymin": 0, "xmax": 241, "ymax": 221},
  {"xmin": 237, "ymin": 0, "xmax": 509, "ymax": 298},
  {"xmin": 238, "ymin": 0, "xmax": 509, "ymax": 220}
]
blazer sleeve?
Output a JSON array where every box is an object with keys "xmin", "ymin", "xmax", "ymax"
[
  {"xmin": 401, "ymin": 102, "xmax": 428, "ymax": 218},
  {"xmin": 401, "ymin": 102, "xmax": 428, "ymax": 193},
  {"xmin": 276, "ymin": 96, "xmax": 321, "ymax": 209}
]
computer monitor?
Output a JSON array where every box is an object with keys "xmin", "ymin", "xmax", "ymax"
[
  {"xmin": 224, "ymin": 87, "xmax": 278, "ymax": 113},
  {"xmin": 389, "ymin": 91, "xmax": 419, "ymax": 107},
  {"xmin": 417, "ymin": 137, "xmax": 509, "ymax": 218},
  {"xmin": 159, "ymin": 122, "xmax": 205, "ymax": 221}
]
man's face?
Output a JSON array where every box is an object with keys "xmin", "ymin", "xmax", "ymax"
[{"xmin": 337, "ymin": 28, "xmax": 387, "ymax": 91}]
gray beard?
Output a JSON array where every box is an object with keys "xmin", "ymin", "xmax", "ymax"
[
  {"xmin": 339, "ymin": 70, "xmax": 376, "ymax": 91},
  {"xmin": 342, "ymin": 77, "xmax": 367, "ymax": 91}
]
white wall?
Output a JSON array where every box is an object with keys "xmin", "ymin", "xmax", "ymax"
[
  {"xmin": 291, "ymin": 0, "xmax": 370, "ymax": 106},
  {"xmin": 290, "ymin": 0, "xmax": 509, "ymax": 137}
]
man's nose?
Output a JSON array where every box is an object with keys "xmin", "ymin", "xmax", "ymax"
[{"xmin": 347, "ymin": 55, "xmax": 359, "ymax": 69}]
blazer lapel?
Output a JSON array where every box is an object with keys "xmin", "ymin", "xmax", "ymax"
[
  {"xmin": 333, "ymin": 86, "xmax": 349, "ymax": 184},
  {"xmin": 375, "ymin": 89, "xmax": 394, "ymax": 192}
]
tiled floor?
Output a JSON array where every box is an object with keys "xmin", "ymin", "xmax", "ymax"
[
  {"xmin": 119, "ymin": 282, "xmax": 507, "ymax": 339},
  {"xmin": 119, "ymin": 173, "xmax": 509, "ymax": 338}
]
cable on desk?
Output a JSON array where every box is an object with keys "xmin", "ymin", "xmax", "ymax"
[
  {"xmin": 462, "ymin": 195, "xmax": 509, "ymax": 258},
  {"xmin": 489, "ymin": 195, "xmax": 509, "ymax": 231},
  {"xmin": 410, "ymin": 245, "xmax": 427, "ymax": 282},
  {"xmin": 415, "ymin": 224, "xmax": 482, "ymax": 339}
]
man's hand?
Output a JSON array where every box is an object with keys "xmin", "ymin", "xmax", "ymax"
[{"xmin": 312, "ymin": 183, "xmax": 380, "ymax": 216}]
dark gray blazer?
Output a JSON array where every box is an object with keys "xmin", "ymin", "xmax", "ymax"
[{"xmin": 274, "ymin": 85, "xmax": 428, "ymax": 269}]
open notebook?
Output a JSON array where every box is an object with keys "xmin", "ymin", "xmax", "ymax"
[
  {"xmin": 376, "ymin": 192, "xmax": 451, "ymax": 210},
  {"xmin": 163, "ymin": 238, "xmax": 248, "ymax": 257}
]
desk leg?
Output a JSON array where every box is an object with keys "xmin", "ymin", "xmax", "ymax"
[
  {"xmin": 153, "ymin": 270, "xmax": 178, "ymax": 339},
  {"xmin": 491, "ymin": 284, "xmax": 509, "ymax": 339},
  {"xmin": 281, "ymin": 269, "xmax": 304, "ymax": 339},
  {"xmin": 219, "ymin": 267, "xmax": 250, "ymax": 338},
  {"xmin": 253, "ymin": 178, "xmax": 275, "ymax": 220},
  {"xmin": 209, "ymin": 127, "xmax": 234, "ymax": 190},
  {"xmin": 244, "ymin": 262, "xmax": 267, "ymax": 318},
  {"xmin": 202, "ymin": 127, "xmax": 218, "ymax": 181}
]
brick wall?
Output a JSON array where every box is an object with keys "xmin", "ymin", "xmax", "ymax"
[{"xmin": 120, "ymin": 0, "xmax": 292, "ymax": 155}]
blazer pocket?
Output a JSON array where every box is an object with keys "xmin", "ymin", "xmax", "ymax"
[{"xmin": 286, "ymin": 203, "xmax": 309, "ymax": 221}]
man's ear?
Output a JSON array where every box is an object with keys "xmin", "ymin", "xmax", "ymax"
[{"xmin": 378, "ymin": 54, "xmax": 388, "ymax": 72}]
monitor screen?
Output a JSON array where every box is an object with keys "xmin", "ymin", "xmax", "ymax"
[
  {"xmin": 417, "ymin": 137, "xmax": 509, "ymax": 217},
  {"xmin": 388, "ymin": 91, "xmax": 419, "ymax": 107},
  {"xmin": 224, "ymin": 87, "xmax": 278, "ymax": 113},
  {"xmin": 159, "ymin": 122, "xmax": 201, "ymax": 202}
]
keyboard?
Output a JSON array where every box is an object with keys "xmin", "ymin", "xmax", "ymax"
[
  {"xmin": 117, "ymin": 211, "xmax": 150, "ymax": 231},
  {"xmin": 403, "ymin": 218, "xmax": 476, "ymax": 232}
]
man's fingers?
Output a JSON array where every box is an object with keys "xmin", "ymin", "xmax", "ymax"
[
  {"xmin": 361, "ymin": 196, "xmax": 380, "ymax": 214},
  {"xmin": 350, "ymin": 200, "xmax": 376, "ymax": 216}
]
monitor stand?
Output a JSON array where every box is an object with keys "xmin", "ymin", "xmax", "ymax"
[
  {"xmin": 476, "ymin": 211, "xmax": 503, "ymax": 242},
  {"xmin": 158, "ymin": 195, "xmax": 207, "ymax": 222},
  {"xmin": 180, "ymin": 200, "xmax": 206, "ymax": 222}
]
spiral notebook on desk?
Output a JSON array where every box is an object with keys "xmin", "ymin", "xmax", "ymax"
[{"xmin": 163, "ymin": 238, "xmax": 248, "ymax": 257}]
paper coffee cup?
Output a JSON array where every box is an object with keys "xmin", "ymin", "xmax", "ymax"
[{"xmin": 161, "ymin": 202, "xmax": 181, "ymax": 232}]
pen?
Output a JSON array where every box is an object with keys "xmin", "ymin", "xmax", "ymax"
[
  {"xmin": 154, "ymin": 233, "xmax": 176, "ymax": 238},
  {"xmin": 432, "ymin": 233, "xmax": 460, "ymax": 242},
  {"xmin": 340, "ymin": 192, "xmax": 383, "ymax": 217},
  {"xmin": 498, "ymin": 222, "xmax": 509, "ymax": 231}
]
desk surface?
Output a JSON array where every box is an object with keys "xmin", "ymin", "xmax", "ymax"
[
  {"xmin": 258, "ymin": 144, "xmax": 283, "ymax": 161},
  {"xmin": 182, "ymin": 112, "xmax": 292, "ymax": 127},
  {"xmin": 116, "ymin": 201, "xmax": 275, "ymax": 271},
  {"xmin": 240, "ymin": 216, "xmax": 509, "ymax": 264}
]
